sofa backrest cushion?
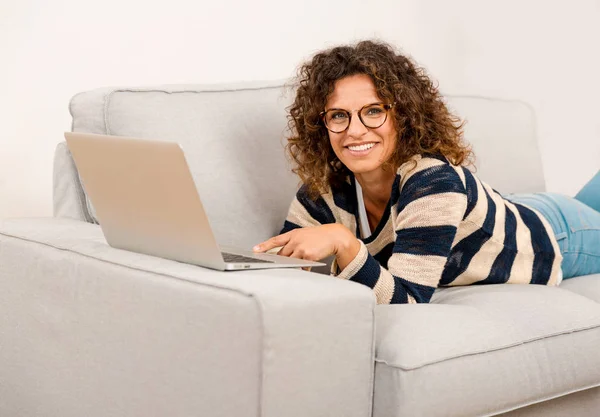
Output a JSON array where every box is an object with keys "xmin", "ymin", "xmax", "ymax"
[
  {"xmin": 66, "ymin": 82, "xmax": 545, "ymax": 248},
  {"xmin": 446, "ymin": 96, "xmax": 545, "ymax": 195}
]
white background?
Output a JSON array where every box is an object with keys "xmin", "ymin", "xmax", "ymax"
[{"xmin": 1, "ymin": 0, "xmax": 599, "ymax": 219}]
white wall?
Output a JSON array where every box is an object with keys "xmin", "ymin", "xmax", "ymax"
[{"xmin": 1, "ymin": 0, "xmax": 599, "ymax": 219}]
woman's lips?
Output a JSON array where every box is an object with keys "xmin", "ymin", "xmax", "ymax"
[{"xmin": 344, "ymin": 142, "xmax": 378, "ymax": 157}]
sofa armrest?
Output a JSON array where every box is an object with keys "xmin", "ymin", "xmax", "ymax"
[
  {"xmin": 0, "ymin": 218, "xmax": 375, "ymax": 417},
  {"xmin": 53, "ymin": 141, "xmax": 93, "ymax": 222}
]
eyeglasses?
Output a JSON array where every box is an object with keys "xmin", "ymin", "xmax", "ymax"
[{"xmin": 319, "ymin": 102, "xmax": 395, "ymax": 133}]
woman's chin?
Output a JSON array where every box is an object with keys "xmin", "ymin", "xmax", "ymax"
[{"xmin": 343, "ymin": 159, "xmax": 384, "ymax": 175}]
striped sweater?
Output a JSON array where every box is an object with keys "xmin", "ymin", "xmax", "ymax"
[{"xmin": 281, "ymin": 154, "xmax": 563, "ymax": 304}]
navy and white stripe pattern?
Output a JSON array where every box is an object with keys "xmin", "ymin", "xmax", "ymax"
[{"xmin": 281, "ymin": 154, "xmax": 563, "ymax": 304}]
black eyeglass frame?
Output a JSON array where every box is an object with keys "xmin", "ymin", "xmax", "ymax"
[{"xmin": 319, "ymin": 102, "xmax": 395, "ymax": 133}]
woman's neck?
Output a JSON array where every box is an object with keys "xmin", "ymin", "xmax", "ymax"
[{"xmin": 355, "ymin": 169, "xmax": 396, "ymax": 210}]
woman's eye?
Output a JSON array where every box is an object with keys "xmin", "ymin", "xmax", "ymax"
[
  {"xmin": 366, "ymin": 107, "xmax": 383, "ymax": 115},
  {"xmin": 331, "ymin": 112, "xmax": 348, "ymax": 120}
]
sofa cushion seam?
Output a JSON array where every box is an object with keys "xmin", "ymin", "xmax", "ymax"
[
  {"xmin": 66, "ymin": 145, "xmax": 92, "ymax": 222},
  {"xmin": 375, "ymin": 321, "xmax": 600, "ymax": 371},
  {"xmin": 367, "ymin": 307, "xmax": 376, "ymax": 417},
  {"xmin": 0, "ymin": 230, "xmax": 257, "ymax": 298},
  {"xmin": 249, "ymin": 293, "xmax": 266, "ymax": 417},
  {"xmin": 108, "ymin": 85, "xmax": 284, "ymax": 95},
  {"xmin": 102, "ymin": 85, "xmax": 284, "ymax": 134},
  {"xmin": 482, "ymin": 383, "xmax": 600, "ymax": 417}
]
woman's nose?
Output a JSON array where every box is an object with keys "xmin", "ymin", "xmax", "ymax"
[{"xmin": 346, "ymin": 113, "xmax": 368, "ymax": 137}]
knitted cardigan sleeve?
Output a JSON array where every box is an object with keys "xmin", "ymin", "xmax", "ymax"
[{"xmin": 281, "ymin": 157, "xmax": 468, "ymax": 304}]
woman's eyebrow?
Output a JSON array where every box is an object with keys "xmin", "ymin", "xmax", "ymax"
[{"xmin": 325, "ymin": 100, "xmax": 383, "ymax": 111}]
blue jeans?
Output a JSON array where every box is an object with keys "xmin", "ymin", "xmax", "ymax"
[{"xmin": 505, "ymin": 170, "xmax": 600, "ymax": 279}]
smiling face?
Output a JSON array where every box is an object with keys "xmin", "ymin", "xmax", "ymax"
[{"xmin": 325, "ymin": 74, "xmax": 398, "ymax": 177}]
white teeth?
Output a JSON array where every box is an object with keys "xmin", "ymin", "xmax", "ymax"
[{"xmin": 348, "ymin": 143, "xmax": 375, "ymax": 151}]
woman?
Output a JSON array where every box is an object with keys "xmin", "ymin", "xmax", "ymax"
[{"xmin": 253, "ymin": 40, "xmax": 600, "ymax": 304}]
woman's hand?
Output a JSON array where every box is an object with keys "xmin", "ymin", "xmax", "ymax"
[{"xmin": 253, "ymin": 224, "xmax": 361, "ymax": 269}]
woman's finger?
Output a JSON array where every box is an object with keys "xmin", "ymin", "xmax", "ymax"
[
  {"xmin": 253, "ymin": 232, "xmax": 292, "ymax": 253},
  {"xmin": 265, "ymin": 246, "xmax": 284, "ymax": 255},
  {"xmin": 290, "ymin": 246, "xmax": 316, "ymax": 261},
  {"xmin": 277, "ymin": 241, "xmax": 295, "ymax": 257}
]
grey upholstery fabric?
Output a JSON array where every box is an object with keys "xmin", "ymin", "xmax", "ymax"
[
  {"xmin": 52, "ymin": 141, "xmax": 91, "ymax": 222},
  {"xmin": 558, "ymin": 274, "xmax": 600, "ymax": 303},
  {"xmin": 496, "ymin": 386, "xmax": 600, "ymax": 417},
  {"xmin": 0, "ymin": 218, "xmax": 375, "ymax": 417},
  {"xmin": 372, "ymin": 284, "xmax": 600, "ymax": 417},
  {"xmin": 445, "ymin": 97, "xmax": 546, "ymax": 193}
]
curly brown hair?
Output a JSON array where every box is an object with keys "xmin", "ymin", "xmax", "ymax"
[{"xmin": 286, "ymin": 39, "xmax": 474, "ymax": 198}]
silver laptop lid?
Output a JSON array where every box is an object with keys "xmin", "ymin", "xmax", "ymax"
[{"xmin": 65, "ymin": 132, "xmax": 227, "ymax": 270}]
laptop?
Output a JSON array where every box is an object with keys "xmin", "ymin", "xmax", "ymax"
[{"xmin": 65, "ymin": 132, "xmax": 325, "ymax": 271}]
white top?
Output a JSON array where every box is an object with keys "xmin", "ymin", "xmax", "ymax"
[{"xmin": 355, "ymin": 180, "xmax": 371, "ymax": 239}]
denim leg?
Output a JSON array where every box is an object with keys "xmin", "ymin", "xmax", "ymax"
[
  {"xmin": 545, "ymin": 193, "xmax": 600, "ymax": 278},
  {"xmin": 507, "ymin": 192, "xmax": 600, "ymax": 279},
  {"xmin": 575, "ymin": 169, "xmax": 600, "ymax": 213}
]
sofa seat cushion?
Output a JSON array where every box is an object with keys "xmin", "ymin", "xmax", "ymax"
[
  {"xmin": 373, "ymin": 282, "xmax": 600, "ymax": 417},
  {"xmin": 559, "ymin": 274, "xmax": 600, "ymax": 303}
]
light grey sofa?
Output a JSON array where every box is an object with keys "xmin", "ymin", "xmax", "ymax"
[{"xmin": 1, "ymin": 82, "xmax": 599, "ymax": 417}]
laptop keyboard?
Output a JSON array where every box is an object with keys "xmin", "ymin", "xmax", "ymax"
[{"xmin": 222, "ymin": 252, "xmax": 274, "ymax": 264}]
